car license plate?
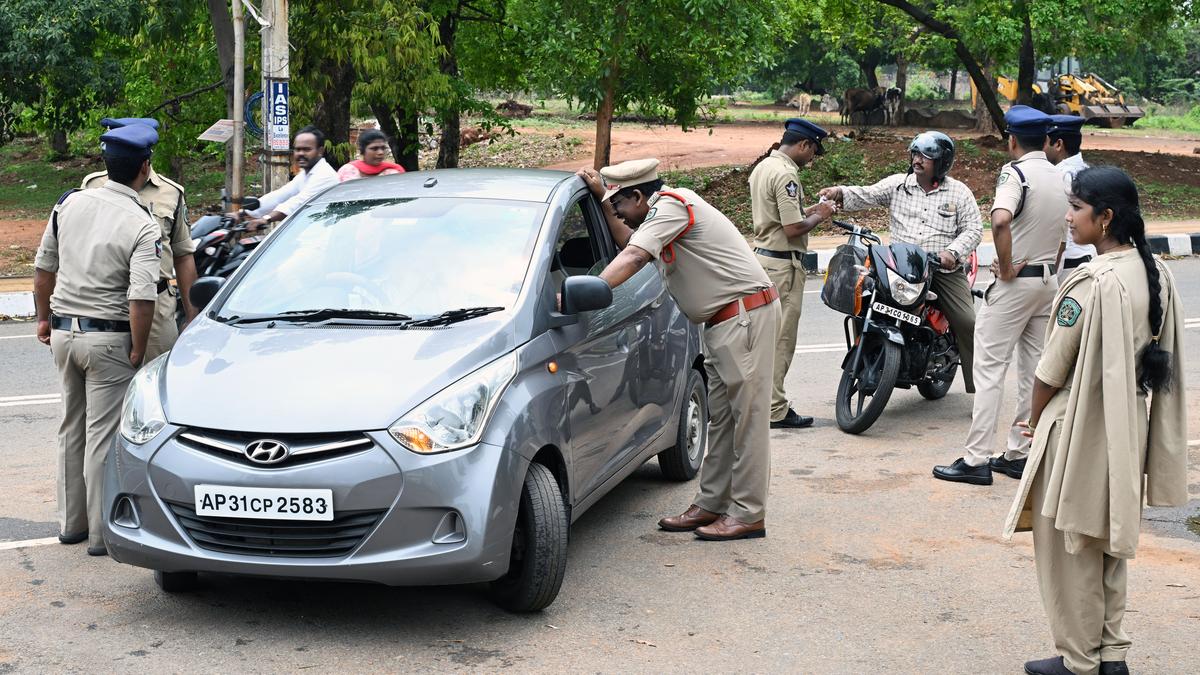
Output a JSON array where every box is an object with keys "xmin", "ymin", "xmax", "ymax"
[
  {"xmin": 872, "ymin": 302, "xmax": 921, "ymax": 326},
  {"xmin": 194, "ymin": 485, "xmax": 334, "ymax": 521}
]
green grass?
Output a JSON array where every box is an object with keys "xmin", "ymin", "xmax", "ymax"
[
  {"xmin": 1139, "ymin": 182, "xmax": 1200, "ymax": 219},
  {"xmin": 1131, "ymin": 105, "xmax": 1200, "ymax": 133},
  {"xmin": 0, "ymin": 138, "xmax": 95, "ymax": 217}
]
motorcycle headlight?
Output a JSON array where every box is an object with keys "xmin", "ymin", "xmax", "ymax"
[
  {"xmin": 885, "ymin": 268, "xmax": 923, "ymax": 306},
  {"xmin": 120, "ymin": 354, "xmax": 169, "ymax": 444},
  {"xmin": 388, "ymin": 352, "xmax": 517, "ymax": 454}
]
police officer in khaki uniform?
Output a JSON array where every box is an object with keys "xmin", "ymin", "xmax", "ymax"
[
  {"xmin": 577, "ymin": 158, "xmax": 781, "ymax": 541},
  {"xmin": 748, "ymin": 118, "xmax": 835, "ymax": 429},
  {"xmin": 82, "ymin": 117, "xmax": 196, "ymax": 361},
  {"xmin": 933, "ymin": 106, "xmax": 1066, "ymax": 486},
  {"xmin": 34, "ymin": 124, "xmax": 161, "ymax": 556}
]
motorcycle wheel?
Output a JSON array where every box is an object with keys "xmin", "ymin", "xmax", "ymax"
[
  {"xmin": 917, "ymin": 365, "xmax": 956, "ymax": 400},
  {"xmin": 835, "ymin": 336, "xmax": 902, "ymax": 434}
]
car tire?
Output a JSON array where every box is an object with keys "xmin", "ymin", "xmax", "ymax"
[
  {"xmin": 488, "ymin": 463, "xmax": 568, "ymax": 612},
  {"xmin": 657, "ymin": 369, "xmax": 707, "ymax": 481},
  {"xmin": 154, "ymin": 570, "xmax": 199, "ymax": 593}
]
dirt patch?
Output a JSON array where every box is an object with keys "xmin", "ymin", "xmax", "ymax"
[{"xmin": 0, "ymin": 219, "xmax": 43, "ymax": 277}]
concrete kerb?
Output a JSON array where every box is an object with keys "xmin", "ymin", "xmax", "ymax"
[{"xmin": 802, "ymin": 233, "xmax": 1200, "ymax": 273}]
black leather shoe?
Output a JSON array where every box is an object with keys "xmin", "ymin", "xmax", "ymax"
[
  {"xmin": 1024, "ymin": 656, "xmax": 1073, "ymax": 675},
  {"xmin": 989, "ymin": 455, "xmax": 1027, "ymax": 479},
  {"xmin": 932, "ymin": 458, "xmax": 993, "ymax": 485},
  {"xmin": 1100, "ymin": 662, "xmax": 1130, "ymax": 675},
  {"xmin": 86, "ymin": 544, "xmax": 108, "ymax": 557},
  {"xmin": 58, "ymin": 532, "xmax": 87, "ymax": 545},
  {"xmin": 770, "ymin": 408, "xmax": 814, "ymax": 429}
]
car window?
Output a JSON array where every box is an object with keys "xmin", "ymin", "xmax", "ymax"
[
  {"xmin": 548, "ymin": 200, "xmax": 602, "ymax": 291},
  {"xmin": 220, "ymin": 197, "xmax": 544, "ymax": 318}
]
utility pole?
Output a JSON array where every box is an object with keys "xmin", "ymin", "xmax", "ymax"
[
  {"xmin": 231, "ymin": 0, "xmax": 245, "ymax": 210},
  {"xmin": 261, "ymin": 0, "xmax": 291, "ymax": 192}
]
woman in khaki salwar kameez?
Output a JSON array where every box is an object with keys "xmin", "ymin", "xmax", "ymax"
[{"xmin": 1003, "ymin": 167, "xmax": 1187, "ymax": 675}]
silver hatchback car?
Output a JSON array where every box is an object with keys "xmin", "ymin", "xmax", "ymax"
[{"xmin": 103, "ymin": 169, "xmax": 708, "ymax": 611}]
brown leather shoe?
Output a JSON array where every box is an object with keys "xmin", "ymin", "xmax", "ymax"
[
  {"xmin": 694, "ymin": 515, "xmax": 766, "ymax": 541},
  {"xmin": 658, "ymin": 505, "xmax": 720, "ymax": 532}
]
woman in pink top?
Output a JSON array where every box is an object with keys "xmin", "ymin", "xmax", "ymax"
[{"xmin": 337, "ymin": 130, "xmax": 405, "ymax": 182}]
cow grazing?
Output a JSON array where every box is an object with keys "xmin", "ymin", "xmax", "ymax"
[
  {"xmin": 883, "ymin": 87, "xmax": 903, "ymax": 126},
  {"xmin": 841, "ymin": 87, "xmax": 885, "ymax": 126},
  {"xmin": 787, "ymin": 91, "xmax": 813, "ymax": 115}
]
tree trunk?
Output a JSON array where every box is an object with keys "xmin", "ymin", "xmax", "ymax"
[
  {"xmin": 949, "ymin": 69, "xmax": 958, "ymax": 100},
  {"xmin": 49, "ymin": 129, "xmax": 68, "ymax": 157},
  {"xmin": 207, "ymin": 0, "xmax": 235, "ymax": 201},
  {"xmin": 856, "ymin": 54, "xmax": 882, "ymax": 90},
  {"xmin": 875, "ymin": 0, "xmax": 1006, "ymax": 131},
  {"xmin": 974, "ymin": 61, "xmax": 999, "ymax": 133},
  {"xmin": 437, "ymin": 13, "xmax": 461, "ymax": 169},
  {"xmin": 895, "ymin": 53, "xmax": 909, "ymax": 119},
  {"xmin": 1016, "ymin": 1, "xmax": 1036, "ymax": 106},
  {"xmin": 593, "ymin": 79, "xmax": 616, "ymax": 170},
  {"xmin": 311, "ymin": 60, "xmax": 355, "ymax": 168}
]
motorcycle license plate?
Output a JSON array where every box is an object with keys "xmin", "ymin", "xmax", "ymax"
[
  {"xmin": 871, "ymin": 302, "xmax": 920, "ymax": 326},
  {"xmin": 194, "ymin": 485, "xmax": 334, "ymax": 521}
]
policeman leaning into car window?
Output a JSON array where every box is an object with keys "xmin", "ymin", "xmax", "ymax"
[
  {"xmin": 33, "ymin": 124, "xmax": 162, "ymax": 557},
  {"xmin": 577, "ymin": 158, "xmax": 781, "ymax": 541},
  {"xmin": 82, "ymin": 117, "xmax": 197, "ymax": 360},
  {"xmin": 933, "ymin": 106, "xmax": 1067, "ymax": 487},
  {"xmin": 1043, "ymin": 114, "xmax": 1094, "ymax": 282},
  {"xmin": 748, "ymin": 118, "xmax": 836, "ymax": 430}
]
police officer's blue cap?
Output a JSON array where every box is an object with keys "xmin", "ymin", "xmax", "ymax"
[
  {"xmin": 1004, "ymin": 105, "xmax": 1051, "ymax": 136},
  {"xmin": 784, "ymin": 118, "xmax": 828, "ymax": 155},
  {"xmin": 100, "ymin": 117, "xmax": 160, "ymax": 130},
  {"xmin": 100, "ymin": 124, "xmax": 158, "ymax": 159},
  {"xmin": 1047, "ymin": 114, "xmax": 1084, "ymax": 135}
]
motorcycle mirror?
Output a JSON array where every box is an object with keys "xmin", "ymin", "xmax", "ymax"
[{"xmin": 241, "ymin": 197, "xmax": 261, "ymax": 212}]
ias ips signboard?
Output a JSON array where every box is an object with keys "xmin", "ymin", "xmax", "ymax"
[{"xmin": 268, "ymin": 80, "xmax": 290, "ymax": 151}]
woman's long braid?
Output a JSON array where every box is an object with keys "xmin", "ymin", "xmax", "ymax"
[{"xmin": 1131, "ymin": 225, "xmax": 1172, "ymax": 392}]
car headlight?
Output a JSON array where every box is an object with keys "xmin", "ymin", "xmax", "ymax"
[
  {"xmin": 885, "ymin": 268, "xmax": 923, "ymax": 306},
  {"xmin": 388, "ymin": 352, "xmax": 517, "ymax": 454},
  {"xmin": 120, "ymin": 354, "xmax": 169, "ymax": 444}
]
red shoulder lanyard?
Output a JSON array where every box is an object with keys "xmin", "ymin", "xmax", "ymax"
[{"xmin": 654, "ymin": 191, "xmax": 695, "ymax": 264}]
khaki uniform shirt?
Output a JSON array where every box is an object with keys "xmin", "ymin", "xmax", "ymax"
[
  {"xmin": 627, "ymin": 186, "xmax": 771, "ymax": 324},
  {"xmin": 34, "ymin": 181, "xmax": 161, "ymax": 320},
  {"xmin": 991, "ymin": 151, "xmax": 1066, "ymax": 266},
  {"xmin": 749, "ymin": 150, "xmax": 807, "ymax": 252},
  {"xmin": 82, "ymin": 167, "xmax": 193, "ymax": 280}
]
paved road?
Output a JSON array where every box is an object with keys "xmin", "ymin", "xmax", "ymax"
[{"xmin": 1, "ymin": 262, "xmax": 1198, "ymax": 673}]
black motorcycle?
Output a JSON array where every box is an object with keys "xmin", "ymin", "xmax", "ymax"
[
  {"xmin": 190, "ymin": 196, "xmax": 263, "ymax": 278},
  {"xmin": 821, "ymin": 219, "xmax": 960, "ymax": 434}
]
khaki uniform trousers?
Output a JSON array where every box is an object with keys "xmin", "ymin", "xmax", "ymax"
[
  {"xmin": 144, "ymin": 286, "xmax": 180, "ymax": 363},
  {"xmin": 1031, "ymin": 421, "xmax": 1131, "ymax": 675},
  {"xmin": 963, "ymin": 276, "xmax": 1057, "ymax": 466},
  {"xmin": 694, "ymin": 299, "xmax": 780, "ymax": 523},
  {"xmin": 929, "ymin": 270, "xmax": 976, "ymax": 393},
  {"xmin": 757, "ymin": 254, "xmax": 805, "ymax": 421},
  {"xmin": 51, "ymin": 329, "xmax": 136, "ymax": 547}
]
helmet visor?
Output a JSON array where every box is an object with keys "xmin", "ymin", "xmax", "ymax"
[{"xmin": 909, "ymin": 133, "xmax": 946, "ymax": 159}]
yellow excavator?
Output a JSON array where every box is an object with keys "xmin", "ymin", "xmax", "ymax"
[{"xmin": 973, "ymin": 74, "xmax": 1144, "ymax": 127}]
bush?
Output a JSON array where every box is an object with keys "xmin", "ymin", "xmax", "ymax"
[{"xmin": 1132, "ymin": 104, "xmax": 1200, "ymax": 132}]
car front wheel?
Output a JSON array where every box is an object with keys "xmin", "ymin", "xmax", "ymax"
[{"xmin": 488, "ymin": 463, "xmax": 568, "ymax": 612}]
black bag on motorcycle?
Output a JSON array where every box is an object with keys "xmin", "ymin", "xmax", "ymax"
[{"xmin": 821, "ymin": 243, "xmax": 868, "ymax": 315}]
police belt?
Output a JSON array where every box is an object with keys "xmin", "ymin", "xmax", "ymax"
[
  {"xmin": 1016, "ymin": 263, "xmax": 1057, "ymax": 278},
  {"xmin": 1062, "ymin": 255, "xmax": 1092, "ymax": 270},
  {"xmin": 706, "ymin": 286, "xmax": 779, "ymax": 327},
  {"xmin": 754, "ymin": 247, "xmax": 805, "ymax": 260},
  {"xmin": 157, "ymin": 278, "xmax": 170, "ymax": 294},
  {"xmin": 50, "ymin": 315, "xmax": 131, "ymax": 332}
]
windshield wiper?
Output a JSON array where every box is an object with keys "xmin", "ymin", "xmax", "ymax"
[
  {"xmin": 405, "ymin": 306, "xmax": 505, "ymax": 327},
  {"xmin": 224, "ymin": 308, "xmax": 413, "ymax": 326}
]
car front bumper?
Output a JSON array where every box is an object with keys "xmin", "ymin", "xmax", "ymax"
[{"xmin": 102, "ymin": 427, "xmax": 526, "ymax": 586}]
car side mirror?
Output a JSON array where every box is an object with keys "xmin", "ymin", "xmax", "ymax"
[
  {"xmin": 189, "ymin": 276, "xmax": 225, "ymax": 312},
  {"xmin": 561, "ymin": 275, "xmax": 612, "ymax": 314}
]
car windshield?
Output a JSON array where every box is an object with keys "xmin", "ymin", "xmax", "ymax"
[{"xmin": 219, "ymin": 197, "xmax": 545, "ymax": 319}]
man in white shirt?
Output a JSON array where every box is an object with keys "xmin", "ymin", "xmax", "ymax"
[
  {"xmin": 1044, "ymin": 115, "xmax": 1094, "ymax": 281},
  {"xmin": 235, "ymin": 125, "xmax": 338, "ymax": 229}
]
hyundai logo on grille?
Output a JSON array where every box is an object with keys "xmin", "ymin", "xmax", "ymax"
[{"xmin": 244, "ymin": 439, "xmax": 290, "ymax": 464}]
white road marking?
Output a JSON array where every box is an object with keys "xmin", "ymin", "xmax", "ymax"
[
  {"xmin": 0, "ymin": 537, "xmax": 59, "ymax": 551},
  {"xmin": 1188, "ymin": 439, "xmax": 1200, "ymax": 448},
  {"xmin": 0, "ymin": 394, "xmax": 61, "ymax": 408},
  {"xmin": 0, "ymin": 334, "xmax": 36, "ymax": 340}
]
